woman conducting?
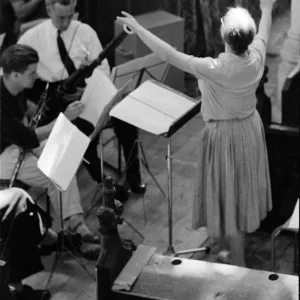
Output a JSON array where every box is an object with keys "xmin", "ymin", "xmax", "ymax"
[{"xmin": 116, "ymin": 0, "xmax": 275, "ymax": 267}]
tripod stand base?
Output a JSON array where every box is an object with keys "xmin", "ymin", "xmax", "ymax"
[
  {"xmin": 164, "ymin": 245, "xmax": 176, "ymax": 256},
  {"xmin": 163, "ymin": 245, "xmax": 211, "ymax": 257},
  {"xmin": 174, "ymin": 247, "xmax": 211, "ymax": 257}
]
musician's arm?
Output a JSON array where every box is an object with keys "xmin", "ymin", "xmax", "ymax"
[
  {"xmin": 2, "ymin": 115, "xmax": 40, "ymax": 149},
  {"xmin": 35, "ymin": 119, "xmax": 56, "ymax": 141}
]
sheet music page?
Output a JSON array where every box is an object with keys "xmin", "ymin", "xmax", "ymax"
[
  {"xmin": 110, "ymin": 97, "xmax": 174, "ymax": 135},
  {"xmin": 130, "ymin": 80, "xmax": 195, "ymax": 119},
  {"xmin": 109, "ymin": 80, "xmax": 196, "ymax": 135},
  {"xmin": 79, "ymin": 69, "xmax": 117, "ymax": 127},
  {"xmin": 37, "ymin": 113, "xmax": 90, "ymax": 191}
]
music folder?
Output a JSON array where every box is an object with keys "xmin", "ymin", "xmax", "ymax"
[{"xmin": 109, "ymin": 80, "xmax": 201, "ymax": 138}]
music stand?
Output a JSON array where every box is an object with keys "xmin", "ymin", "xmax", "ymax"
[
  {"xmin": 37, "ymin": 125, "xmax": 97, "ymax": 294},
  {"xmin": 87, "ymin": 82, "xmax": 146, "ymax": 241},
  {"xmin": 162, "ymin": 103, "xmax": 210, "ymax": 257},
  {"xmin": 109, "ymin": 80, "xmax": 210, "ymax": 257},
  {"xmin": 111, "ymin": 53, "xmax": 170, "ymax": 199}
]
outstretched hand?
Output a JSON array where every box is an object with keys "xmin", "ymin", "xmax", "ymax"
[
  {"xmin": 116, "ymin": 11, "xmax": 141, "ymax": 34},
  {"xmin": 0, "ymin": 188, "xmax": 28, "ymax": 221}
]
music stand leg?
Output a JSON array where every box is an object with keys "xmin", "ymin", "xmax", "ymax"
[
  {"xmin": 138, "ymin": 139, "xmax": 166, "ymax": 199},
  {"xmin": 43, "ymin": 191, "xmax": 96, "ymax": 294},
  {"xmin": 164, "ymin": 137, "xmax": 210, "ymax": 257}
]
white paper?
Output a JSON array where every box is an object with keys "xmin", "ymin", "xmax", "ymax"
[
  {"xmin": 110, "ymin": 80, "xmax": 197, "ymax": 136},
  {"xmin": 130, "ymin": 80, "xmax": 195, "ymax": 119},
  {"xmin": 79, "ymin": 69, "xmax": 117, "ymax": 127},
  {"xmin": 37, "ymin": 113, "xmax": 90, "ymax": 191},
  {"xmin": 110, "ymin": 97, "xmax": 174, "ymax": 135}
]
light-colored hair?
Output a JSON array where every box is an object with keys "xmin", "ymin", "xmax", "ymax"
[{"xmin": 222, "ymin": 7, "xmax": 257, "ymax": 55}]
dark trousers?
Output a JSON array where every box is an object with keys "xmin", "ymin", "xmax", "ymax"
[
  {"xmin": 72, "ymin": 117, "xmax": 141, "ymax": 184},
  {"xmin": 0, "ymin": 200, "xmax": 44, "ymax": 283}
]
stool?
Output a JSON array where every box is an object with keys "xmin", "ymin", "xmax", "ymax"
[{"xmin": 271, "ymin": 199, "xmax": 299, "ymax": 273}]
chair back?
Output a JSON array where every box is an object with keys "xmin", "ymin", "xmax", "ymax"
[{"xmin": 285, "ymin": 199, "xmax": 299, "ymax": 230}]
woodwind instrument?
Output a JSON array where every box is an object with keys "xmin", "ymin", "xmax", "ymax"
[
  {"xmin": 9, "ymin": 83, "xmax": 49, "ymax": 188},
  {"xmin": 8, "ymin": 30, "xmax": 129, "ymax": 187}
]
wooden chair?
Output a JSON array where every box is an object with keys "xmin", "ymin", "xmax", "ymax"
[{"xmin": 271, "ymin": 199, "xmax": 299, "ymax": 273}]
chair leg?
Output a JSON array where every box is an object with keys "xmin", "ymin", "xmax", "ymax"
[
  {"xmin": 117, "ymin": 140, "xmax": 122, "ymax": 176},
  {"xmin": 271, "ymin": 227, "xmax": 282, "ymax": 273},
  {"xmin": 294, "ymin": 232, "xmax": 298, "ymax": 274}
]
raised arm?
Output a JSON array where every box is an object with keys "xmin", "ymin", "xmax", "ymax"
[
  {"xmin": 257, "ymin": 0, "xmax": 275, "ymax": 44},
  {"xmin": 116, "ymin": 12, "xmax": 199, "ymax": 76}
]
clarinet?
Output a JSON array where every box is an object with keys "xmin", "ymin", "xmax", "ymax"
[{"xmin": 9, "ymin": 83, "xmax": 50, "ymax": 188}]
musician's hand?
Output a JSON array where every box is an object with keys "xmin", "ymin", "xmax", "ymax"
[
  {"xmin": 116, "ymin": 11, "xmax": 141, "ymax": 34},
  {"xmin": 26, "ymin": 100, "xmax": 37, "ymax": 119},
  {"xmin": 64, "ymin": 101, "xmax": 85, "ymax": 121},
  {"xmin": 0, "ymin": 188, "xmax": 28, "ymax": 221},
  {"xmin": 63, "ymin": 87, "xmax": 85, "ymax": 103}
]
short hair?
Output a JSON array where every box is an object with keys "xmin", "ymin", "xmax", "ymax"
[
  {"xmin": 222, "ymin": 7, "xmax": 257, "ymax": 55},
  {"xmin": 0, "ymin": 44, "xmax": 39, "ymax": 75}
]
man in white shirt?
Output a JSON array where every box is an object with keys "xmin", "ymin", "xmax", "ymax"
[{"xmin": 18, "ymin": 0, "xmax": 146, "ymax": 194}]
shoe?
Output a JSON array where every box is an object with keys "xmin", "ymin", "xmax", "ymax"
[
  {"xmin": 80, "ymin": 243, "xmax": 101, "ymax": 260},
  {"xmin": 12, "ymin": 285, "xmax": 51, "ymax": 300},
  {"xmin": 216, "ymin": 250, "xmax": 231, "ymax": 264},
  {"xmin": 65, "ymin": 215, "xmax": 100, "ymax": 244},
  {"xmin": 128, "ymin": 182, "xmax": 146, "ymax": 194},
  {"xmin": 39, "ymin": 232, "xmax": 82, "ymax": 256}
]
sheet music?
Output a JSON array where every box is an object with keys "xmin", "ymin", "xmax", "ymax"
[
  {"xmin": 109, "ymin": 80, "xmax": 196, "ymax": 136},
  {"xmin": 130, "ymin": 80, "xmax": 195, "ymax": 119},
  {"xmin": 80, "ymin": 69, "xmax": 117, "ymax": 127},
  {"xmin": 110, "ymin": 97, "xmax": 174, "ymax": 135},
  {"xmin": 37, "ymin": 113, "xmax": 90, "ymax": 191}
]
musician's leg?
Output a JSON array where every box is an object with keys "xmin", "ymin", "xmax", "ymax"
[
  {"xmin": 111, "ymin": 117, "xmax": 146, "ymax": 194},
  {"xmin": 21, "ymin": 149, "xmax": 100, "ymax": 243},
  {"xmin": 72, "ymin": 117, "xmax": 103, "ymax": 182}
]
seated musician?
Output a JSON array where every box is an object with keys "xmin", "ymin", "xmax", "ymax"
[
  {"xmin": 18, "ymin": 0, "xmax": 146, "ymax": 195},
  {"xmin": 0, "ymin": 44, "xmax": 101, "ymax": 258},
  {"xmin": 0, "ymin": 187, "xmax": 54, "ymax": 300}
]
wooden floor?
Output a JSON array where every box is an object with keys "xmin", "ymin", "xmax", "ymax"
[{"xmin": 23, "ymin": 8, "xmax": 299, "ymax": 300}]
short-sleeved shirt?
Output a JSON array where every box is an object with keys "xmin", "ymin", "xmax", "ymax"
[
  {"xmin": 0, "ymin": 78, "xmax": 40, "ymax": 154},
  {"xmin": 188, "ymin": 37, "xmax": 266, "ymax": 121}
]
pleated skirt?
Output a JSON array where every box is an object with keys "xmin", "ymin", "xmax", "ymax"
[{"xmin": 192, "ymin": 110, "xmax": 272, "ymax": 238}]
